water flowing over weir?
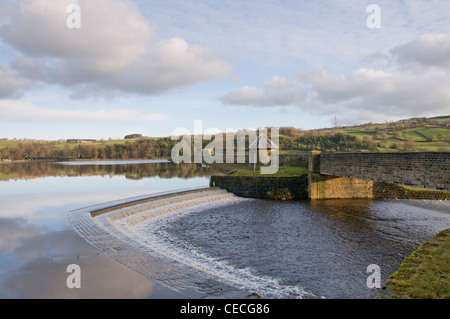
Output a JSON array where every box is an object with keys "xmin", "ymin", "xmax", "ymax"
[
  {"xmin": 68, "ymin": 186, "xmax": 450, "ymax": 299},
  {"xmin": 68, "ymin": 187, "xmax": 315, "ymax": 298}
]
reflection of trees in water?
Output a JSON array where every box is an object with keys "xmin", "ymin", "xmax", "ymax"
[{"xmin": 0, "ymin": 161, "xmax": 223, "ymax": 181}]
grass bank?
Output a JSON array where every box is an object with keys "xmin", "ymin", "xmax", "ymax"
[
  {"xmin": 400, "ymin": 185, "xmax": 444, "ymax": 192},
  {"xmin": 228, "ymin": 166, "xmax": 308, "ymax": 177},
  {"xmin": 380, "ymin": 228, "xmax": 450, "ymax": 299},
  {"xmin": 209, "ymin": 163, "xmax": 309, "ymax": 177}
]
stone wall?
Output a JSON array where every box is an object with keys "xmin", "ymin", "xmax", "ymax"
[
  {"xmin": 210, "ymin": 175, "xmax": 308, "ymax": 200},
  {"xmin": 319, "ymin": 152, "xmax": 450, "ymax": 191},
  {"xmin": 307, "ymin": 173, "xmax": 450, "ymax": 200},
  {"xmin": 209, "ymin": 151, "xmax": 450, "ymax": 201},
  {"xmin": 308, "ymin": 173, "xmax": 375, "ymax": 199},
  {"xmin": 211, "ymin": 173, "xmax": 449, "ymax": 200}
]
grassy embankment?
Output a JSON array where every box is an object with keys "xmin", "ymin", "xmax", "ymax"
[
  {"xmin": 210, "ymin": 163, "xmax": 308, "ymax": 177},
  {"xmin": 380, "ymin": 229, "xmax": 450, "ymax": 299},
  {"xmin": 229, "ymin": 166, "xmax": 308, "ymax": 177}
]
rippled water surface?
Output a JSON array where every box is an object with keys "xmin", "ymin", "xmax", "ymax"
[{"xmin": 164, "ymin": 198, "xmax": 450, "ymax": 298}]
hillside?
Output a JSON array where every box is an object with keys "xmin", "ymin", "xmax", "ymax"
[
  {"xmin": 337, "ymin": 116, "xmax": 449, "ymax": 152},
  {"xmin": 279, "ymin": 115, "xmax": 450, "ymax": 153}
]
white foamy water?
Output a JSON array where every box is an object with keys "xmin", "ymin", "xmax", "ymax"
[{"xmin": 91, "ymin": 188, "xmax": 316, "ymax": 298}]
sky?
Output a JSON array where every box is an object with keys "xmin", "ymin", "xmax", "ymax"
[{"xmin": 0, "ymin": 0, "xmax": 449, "ymax": 140}]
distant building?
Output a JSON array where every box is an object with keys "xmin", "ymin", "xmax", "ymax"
[
  {"xmin": 66, "ymin": 139, "xmax": 97, "ymax": 144},
  {"xmin": 125, "ymin": 134, "xmax": 143, "ymax": 139}
]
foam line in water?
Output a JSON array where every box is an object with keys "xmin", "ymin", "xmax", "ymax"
[
  {"xmin": 126, "ymin": 193, "xmax": 235, "ymax": 226},
  {"xmin": 134, "ymin": 213, "xmax": 313, "ymax": 298},
  {"xmin": 107, "ymin": 188, "xmax": 229, "ymax": 222}
]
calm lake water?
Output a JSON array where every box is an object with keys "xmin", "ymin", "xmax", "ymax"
[{"xmin": 0, "ymin": 160, "xmax": 449, "ymax": 299}]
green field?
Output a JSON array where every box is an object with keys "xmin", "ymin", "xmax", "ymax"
[{"xmin": 327, "ymin": 116, "xmax": 450, "ymax": 152}]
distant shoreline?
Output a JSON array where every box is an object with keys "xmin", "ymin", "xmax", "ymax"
[
  {"xmin": 0, "ymin": 158, "xmax": 171, "ymax": 164},
  {"xmin": 56, "ymin": 159, "xmax": 171, "ymax": 165}
]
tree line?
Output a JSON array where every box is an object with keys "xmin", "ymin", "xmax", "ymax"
[
  {"xmin": 279, "ymin": 132, "xmax": 376, "ymax": 152},
  {"xmin": 0, "ymin": 132, "xmax": 377, "ymax": 161},
  {"xmin": 0, "ymin": 138, "xmax": 176, "ymax": 161}
]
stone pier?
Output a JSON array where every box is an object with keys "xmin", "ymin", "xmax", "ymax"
[{"xmin": 308, "ymin": 151, "xmax": 375, "ymax": 199}]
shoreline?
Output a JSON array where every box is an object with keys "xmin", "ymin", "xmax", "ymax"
[
  {"xmin": 56, "ymin": 159, "xmax": 171, "ymax": 165},
  {"xmin": 0, "ymin": 158, "xmax": 171, "ymax": 163}
]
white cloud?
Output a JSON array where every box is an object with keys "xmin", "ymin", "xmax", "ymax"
[
  {"xmin": 303, "ymin": 68, "xmax": 450, "ymax": 119},
  {"xmin": 301, "ymin": 68, "xmax": 394, "ymax": 104},
  {"xmin": 3, "ymin": 0, "xmax": 151, "ymax": 69},
  {"xmin": 220, "ymin": 34, "xmax": 450, "ymax": 125},
  {"xmin": 0, "ymin": 218, "xmax": 43, "ymax": 254},
  {"xmin": 0, "ymin": 99, "xmax": 166, "ymax": 122},
  {"xmin": 0, "ymin": 64, "xmax": 34, "ymax": 98},
  {"xmin": 390, "ymin": 34, "xmax": 450, "ymax": 70},
  {"xmin": 220, "ymin": 76, "xmax": 304, "ymax": 107},
  {"xmin": 109, "ymin": 37, "xmax": 232, "ymax": 96},
  {"xmin": 0, "ymin": 0, "xmax": 232, "ymax": 99}
]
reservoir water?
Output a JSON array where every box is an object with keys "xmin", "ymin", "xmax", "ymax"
[{"xmin": 0, "ymin": 160, "xmax": 449, "ymax": 299}]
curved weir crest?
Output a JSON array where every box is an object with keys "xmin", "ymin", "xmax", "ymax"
[{"xmin": 68, "ymin": 187, "xmax": 316, "ymax": 298}]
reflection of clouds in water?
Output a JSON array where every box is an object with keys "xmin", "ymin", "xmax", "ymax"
[
  {"xmin": 0, "ymin": 162, "xmax": 213, "ymax": 298},
  {"xmin": 2, "ymin": 256, "xmax": 159, "ymax": 299},
  {"xmin": 0, "ymin": 190, "xmax": 162, "ymax": 219},
  {"xmin": 1, "ymin": 228, "xmax": 163, "ymax": 299},
  {"xmin": 0, "ymin": 173, "xmax": 209, "ymax": 220},
  {"xmin": 0, "ymin": 218, "xmax": 44, "ymax": 254}
]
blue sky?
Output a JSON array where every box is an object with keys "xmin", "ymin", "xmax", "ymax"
[{"xmin": 0, "ymin": 0, "xmax": 449, "ymax": 140}]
